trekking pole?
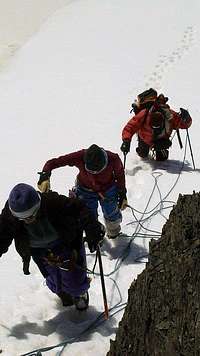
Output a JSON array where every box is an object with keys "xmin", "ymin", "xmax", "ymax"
[
  {"xmin": 176, "ymin": 129, "xmax": 183, "ymax": 149},
  {"xmin": 123, "ymin": 152, "xmax": 127, "ymax": 170},
  {"xmin": 96, "ymin": 244, "xmax": 109, "ymax": 319},
  {"xmin": 186, "ymin": 128, "xmax": 196, "ymax": 170}
]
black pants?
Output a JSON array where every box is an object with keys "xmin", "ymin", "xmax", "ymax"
[
  {"xmin": 136, "ymin": 136, "xmax": 169, "ymax": 161},
  {"xmin": 136, "ymin": 136, "xmax": 150, "ymax": 158}
]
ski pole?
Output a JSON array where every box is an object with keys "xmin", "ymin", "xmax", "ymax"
[
  {"xmin": 96, "ymin": 244, "xmax": 109, "ymax": 319},
  {"xmin": 123, "ymin": 152, "xmax": 127, "ymax": 170},
  {"xmin": 176, "ymin": 129, "xmax": 183, "ymax": 149},
  {"xmin": 186, "ymin": 128, "xmax": 195, "ymax": 170}
]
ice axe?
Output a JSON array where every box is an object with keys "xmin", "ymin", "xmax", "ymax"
[
  {"xmin": 96, "ymin": 244, "xmax": 109, "ymax": 319},
  {"xmin": 123, "ymin": 152, "xmax": 127, "ymax": 170}
]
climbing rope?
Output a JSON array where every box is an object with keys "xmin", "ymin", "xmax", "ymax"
[{"xmin": 22, "ymin": 134, "xmax": 189, "ymax": 356}]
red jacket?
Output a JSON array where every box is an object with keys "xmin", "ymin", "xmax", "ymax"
[
  {"xmin": 42, "ymin": 149, "xmax": 126, "ymax": 194},
  {"xmin": 122, "ymin": 108, "xmax": 192, "ymax": 146}
]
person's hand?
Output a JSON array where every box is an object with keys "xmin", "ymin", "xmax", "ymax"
[
  {"xmin": 118, "ymin": 190, "xmax": 128, "ymax": 210},
  {"xmin": 86, "ymin": 222, "xmax": 105, "ymax": 253},
  {"xmin": 23, "ymin": 257, "xmax": 30, "ymax": 275},
  {"xmin": 37, "ymin": 171, "xmax": 51, "ymax": 192},
  {"xmin": 44, "ymin": 251, "xmax": 64, "ymax": 267},
  {"xmin": 179, "ymin": 108, "xmax": 191, "ymax": 123},
  {"xmin": 120, "ymin": 140, "xmax": 131, "ymax": 154}
]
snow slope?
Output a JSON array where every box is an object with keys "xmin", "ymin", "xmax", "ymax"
[{"xmin": 0, "ymin": 0, "xmax": 199, "ymax": 355}]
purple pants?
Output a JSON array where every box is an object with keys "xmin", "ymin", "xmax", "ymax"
[{"xmin": 31, "ymin": 241, "xmax": 89, "ymax": 297}]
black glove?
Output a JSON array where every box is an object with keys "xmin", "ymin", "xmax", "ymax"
[
  {"xmin": 179, "ymin": 108, "xmax": 191, "ymax": 123},
  {"xmin": 130, "ymin": 102, "xmax": 140, "ymax": 114},
  {"xmin": 120, "ymin": 140, "xmax": 131, "ymax": 154},
  {"xmin": 23, "ymin": 257, "xmax": 30, "ymax": 275},
  {"xmin": 86, "ymin": 222, "xmax": 105, "ymax": 253},
  {"xmin": 118, "ymin": 189, "xmax": 128, "ymax": 210}
]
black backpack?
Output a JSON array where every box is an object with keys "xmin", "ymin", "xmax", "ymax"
[{"xmin": 130, "ymin": 87, "xmax": 169, "ymax": 113}]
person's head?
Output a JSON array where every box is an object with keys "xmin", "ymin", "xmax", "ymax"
[
  {"xmin": 150, "ymin": 112, "xmax": 165, "ymax": 139},
  {"xmin": 84, "ymin": 144, "xmax": 108, "ymax": 174},
  {"xmin": 8, "ymin": 183, "xmax": 41, "ymax": 224},
  {"xmin": 157, "ymin": 94, "xmax": 168, "ymax": 105},
  {"xmin": 151, "ymin": 112, "xmax": 165, "ymax": 129}
]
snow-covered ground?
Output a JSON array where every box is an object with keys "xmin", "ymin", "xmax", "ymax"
[
  {"xmin": 0, "ymin": 0, "xmax": 199, "ymax": 355},
  {"xmin": 0, "ymin": 0, "xmax": 73, "ymax": 69}
]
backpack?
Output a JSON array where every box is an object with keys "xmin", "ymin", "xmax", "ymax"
[
  {"xmin": 130, "ymin": 88, "xmax": 169, "ymax": 114},
  {"xmin": 130, "ymin": 88, "xmax": 184, "ymax": 150},
  {"xmin": 130, "ymin": 88, "xmax": 173, "ymax": 148}
]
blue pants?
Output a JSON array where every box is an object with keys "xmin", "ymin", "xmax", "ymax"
[{"xmin": 76, "ymin": 184, "xmax": 122, "ymax": 222}]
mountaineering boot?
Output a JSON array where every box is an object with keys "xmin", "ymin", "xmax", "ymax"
[
  {"xmin": 105, "ymin": 218, "xmax": 121, "ymax": 239},
  {"xmin": 74, "ymin": 291, "xmax": 89, "ymax": 311},
  {"xmin": 107, "ymin": 232, "xmax": 122, "ymax": 239},
  {"xmin": 136, "ymin": 146, "xmax": 149, "ymax": 158},
  {"xmin": 155, "ymin": 149, "xmax": 169, "ymax": 161},
  {"xmin": 58, "ymin": 291, "xmax": 74, "ymax": 307},
  {"xmin": 136, "ymin": 137, "xmax": 150, "ymax": 158}
]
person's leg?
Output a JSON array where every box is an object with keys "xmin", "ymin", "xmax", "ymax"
[
  {"xmin": 31, "ymin": 247, "xmax": 51, "ymax": 278},
  {"xmin": 32, "ymin": 247, "xmax": 73, "ymax": 306},
  {"xmin": 155, "ymin": 149, "xmax": 169, "ymax": 161},
  {"xmin": 32, "ymin": 244, "xmax": 89, "ymax": 308},
  {"xmin": 153, "ymin": 138, "xmax": 171, "ymax": 161},
  {"xmin": 76, "ymin": 186, "xmax": 99, "ymax": 219},
  {"xmin": 99, "ymin": 185, "xmax": 122, "ymax": 238},
  {"xmin": 136, "ymin": 136, "xmax": 150, "ymax": 158},
  {"xmin": 46, "ymin": 243, "xmax": 90, "ymax": 310}
]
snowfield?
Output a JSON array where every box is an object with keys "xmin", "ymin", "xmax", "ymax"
[{"xmin": 0, "ymin": 0, "xmax": 199, "ymax": 355}]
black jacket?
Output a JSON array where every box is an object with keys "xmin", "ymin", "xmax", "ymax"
[{"xmin": 0, "ymin": 191, "xmax": 100, "ymax": 274}]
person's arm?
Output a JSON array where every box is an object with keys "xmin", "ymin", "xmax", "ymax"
[
  {"xmin": 0, "ymin": 202, "xmax": 31, "ymax": 275},
  {"xmin": 0, "ymin": 203, "xmax": 14, "ymax": 257},
  {"xmin": 37, "ymin": 150, "xmax": 84, "ymax": 192},
  {"xmin": 64, "ymin": 196, "xmax": 105, "ymax": 252},
  {"xmin": 112, "ymin": 154, "xmax": 128, "ymax": 210},
  {"xmin": 42, "ymin": 150, "xmax": 84, "ymax": 172},
  {"xmin": 171, "ymin": 109, "xmax": 192, "ymax": 129},
  {"xmin": 112, "ymin": 154, "xmax": 126, "ymax": 191},
  {"xmin": 121, "ymin": 110, "xmax": 147, "ymax": 154},
  {"xmin": 122, "ymin": 109, "xmax": 147, "ymax": 141},
  {"xmin": 46, "ymin": 192, "xmax": 105, "ymax": 252}
]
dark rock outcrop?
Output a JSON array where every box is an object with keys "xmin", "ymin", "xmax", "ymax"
[{"xmin": 107, "ymin": 192, "xmax": 200, "ymax": 356}]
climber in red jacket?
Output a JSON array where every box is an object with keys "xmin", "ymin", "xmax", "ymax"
[{"xmin": 121, "ymin": 103, "xmax": 192, "ymax": 161}]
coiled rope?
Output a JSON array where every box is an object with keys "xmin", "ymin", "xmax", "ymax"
[{"xmin": 21, "ymin": 133, "xmax": 189, "ymax": 356}]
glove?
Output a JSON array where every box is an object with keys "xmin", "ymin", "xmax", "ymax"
[
  {"xmin": 118, "ymin": 190, "xmax": 128, "ymax": 210},
  {"xmin": 23, "ymin": 257, "xmax": 30, "ymax": 275},
  {"xmin": 179, "ymin": 108, "xmax": 191, "ymax": 123},
  {"xmin": 37, "ymin": 171, "xmax": 51, "ymax": 192},
  {"xmin": 43, "ymin": 250, "xmax": 77, "ymax": 271},
  {"xmin": 86, "ymin": 222, "xmax": 105, "ymax": 253},
  {"xmin": 130, "ymin": 102, "xmax": 140, "ymax": 114},
  {"xmin": 44, "ymin": 250, "xmax": 64, "ymax": 266},
  {"xmin": 120, "ymin": 140, "xmax": 131, "ymax": 154}
]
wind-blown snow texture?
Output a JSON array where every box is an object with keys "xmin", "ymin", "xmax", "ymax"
[{"xmin": 0, "ymin": 0, "xmax": 199, "ymax": 355}]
